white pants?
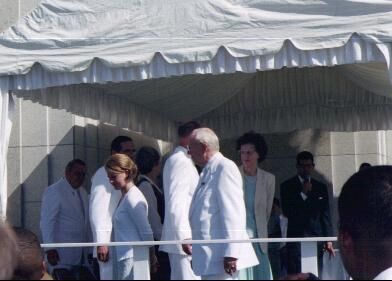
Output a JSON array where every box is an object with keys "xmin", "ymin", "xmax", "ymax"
[
  {"xmin": 202, "ymin": 272, "xmax": 239, "ymax": 280},
  {"xmin": 168, "ymin": 253, "xmax": 200, "ymax": 280},
  {"xmin": 98, "ymin": 260, "xmax": 114, "ymax": 280},
  {"xmin": 116, "ymin": 258, "xmax": 134, "ymax": 280}
]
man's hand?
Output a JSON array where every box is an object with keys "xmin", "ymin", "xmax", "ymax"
[
  {"xmin": 150, "ymin": 252, "xmax": 160, "ymax": 274},
  {"xmin": 46, "ymin": 249, "xmax": 60, "ymax": 266},
  {"xmin": 302, "ymin": 180, "xmax": 312, "ymax": 195},
  {"xmin": 182, "ymin": 244, "xmax": 193, "ymax": 256},
  {"xmin": 97, "ymin": 246, "xmax": 110, "ymax": 263},
  {"xmin": 324, "ymin": 242, "xmax": 336, "ymax": 258},
  {"xmin": 224, "ymin": 257, "xmax": 238, "ymax": 276}
]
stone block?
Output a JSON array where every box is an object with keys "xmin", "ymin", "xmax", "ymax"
[
  {"xmin": 21, "ymin": 147, "xmax": 48, "ymax": 203},
  {"xmin": 48, "ymin": 108, "xmax": 74, "ymax": 145},
  {"xmin": 354, "ymin": 131, "xmax": 380, "ymax": 154},
  {"xmin": 21, "ymin": 100, "xmax": 48, "ymax": 147},
  {"xmin": 331, "ymin": 132, "xmax": 355, "ymax": 155},
  {"xmin": 24, "ymin": 202, "xmax": 42, "ymax": 239}
]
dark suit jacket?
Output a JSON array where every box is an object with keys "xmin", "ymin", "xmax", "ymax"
[{"xmin": 281, "ymin": 176, "xmax": 333, "ymax": 238}]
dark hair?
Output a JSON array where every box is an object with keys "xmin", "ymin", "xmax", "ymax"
[
  {"xmin": 236, "ymin": 131, "xmax": 268, "ymax": 163},
  {"xmin": 136, "ymin": 147, "xmax": 161, "ymax": 175},
  {"xmin": 111, "ymin": 136, "xmax": 134, "ymax": 153},
  {"xmin": 13, "ymin": 228, "xmax": 44, "ymax": 280},
  {"xmin": 0, "ymin": 223, "xmax": 17, "ymax": 280},
  {"xmin": 65, "ymin": 159, "xmax": 86, "ymax": 173},
  {"xmin": 359, "ymin": 163, "xmax": 372, "ymax": 171},
  {"xmin": 178, "ymin": 121, "xmax": 201, "ymax": 138},
  {"xmin": 296, "ymin": 151, "xmax": 314, "ymax": 165},
  {"xmin": 273, "ymin": 198, "xmax": 281, "ymax": 208},
  {"xmin": 339, "ymin": 166, "xmax": 392, "ymax": 249}
]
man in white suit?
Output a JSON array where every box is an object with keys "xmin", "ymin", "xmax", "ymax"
[
  {"xmin": 185, "ymin": 128, "xmax": 259, "ymax": 280},
  {"xmin": 89, "ymin": 136, "xmax": 136, "ymax": 280},
  {"xmin": 40, "ymin": 159, "xmax": 90, "ymax": 272},
  {"xmin": 160, "ymin": 121, "xmax": 201, "ymax": 280}
]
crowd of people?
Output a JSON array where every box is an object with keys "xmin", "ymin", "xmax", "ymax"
[{"xmin": 1, "ymin": 122, "xmax": 391, "ymax": 280}]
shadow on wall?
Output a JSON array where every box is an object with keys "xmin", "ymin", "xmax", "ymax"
[
  {"xmin": 220, "ymin": 129, "xmax": 338, "ymax": 236},
  {"xmin": 7, "ymin": 123, "xmax": 165, "ymax": 240}
]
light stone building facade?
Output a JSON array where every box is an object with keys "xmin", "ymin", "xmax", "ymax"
[{"xmin": 3, "ymin": 0, "xmax": 392, "ymax": 238}]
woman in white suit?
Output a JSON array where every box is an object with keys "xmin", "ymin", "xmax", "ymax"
[
  {"xmin": 105, "ymin": 154, "xmax": 158, "ymax": 280},
  {"xmin": 237, "ymin": 132, "xmax": 275, "ymax": 280}
]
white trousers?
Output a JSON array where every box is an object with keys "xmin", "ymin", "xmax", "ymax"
[
  {"xmin": 168, "ymin": 253, "xmax": 200, "ymax": 280},
  {"xmin": 116, "ymin": 258, "xmax": 134, "ymax": 280},
  {"xmin": 98, "ymin": 260, "xmax": 114, "ymax": 280},
  {"xmin": 202, "ymin": 272, "xmax": 239, "ymax": 280}
]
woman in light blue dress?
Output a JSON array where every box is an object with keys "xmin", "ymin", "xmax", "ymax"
[{"xmin": 237, "ymin": 132, "xmax": 275, "ymax": 280}]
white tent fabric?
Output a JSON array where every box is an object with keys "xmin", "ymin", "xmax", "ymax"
[
  {"xmin": 0, "ymin": 89, "xmax": 14, "ymax": 221},
  {"xmin": 2, "ymin": 0, "xmax": 392, "ymax": 218}
]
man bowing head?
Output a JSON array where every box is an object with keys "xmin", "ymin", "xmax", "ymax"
[{"xmin": 184, "ymin": 128, "xmax": 259, "ymax": 280}]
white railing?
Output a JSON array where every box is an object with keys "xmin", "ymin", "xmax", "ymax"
[{"xmin": 42, "ymin": 237, "xmax": 338, "ymax": 280}]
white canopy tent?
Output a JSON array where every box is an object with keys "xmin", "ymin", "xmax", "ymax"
[{"xmin": 2, "ymin": 0, "xmax": 392, "ymax": 219}]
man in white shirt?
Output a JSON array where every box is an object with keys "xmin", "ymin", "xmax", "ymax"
[
  {"xmin": 338, "ymin": 166, "xmax": 392, "ymax": 280},
  {"xmin": 89, "ymin": 136, "xmax": 136, "ymax": 280},
  {"xmin": 40, "ymin": 159, "xmax": 90, "ymax": 273},
  {"xmin": 160, "ymin": 121, "xmax": 201, "ymax": 280},
  {"xmin": 184, "ymin": 128, "xmax": 259, "ymax": 280}
]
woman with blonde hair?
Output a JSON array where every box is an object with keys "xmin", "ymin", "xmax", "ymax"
[{"xmin": 105, "ymin": 154, "xmax": 158, "ymax": 280}]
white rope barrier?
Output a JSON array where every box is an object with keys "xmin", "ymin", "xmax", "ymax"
[{"xmin": 41, "ymin": 237, "xmax": 338, "ymax": 248}]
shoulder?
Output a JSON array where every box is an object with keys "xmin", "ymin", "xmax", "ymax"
[
  {"xmin": 127, "ymin": 187, "xmax": 148, "ymax": 206},
  {"xmin": 312, "ymin": 179, "xmax": 328, "ymax": 190},
  {"xmin": 258, "ymin": 168, "xmax": 275, "ymax": 181},
  {"xmin": 44, "ymin": 180, "xmax": 64, "ymax": 195}
]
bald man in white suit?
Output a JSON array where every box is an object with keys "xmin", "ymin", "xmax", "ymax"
[{"xmin": 184, "ymin": 128, "xmax": 259, "ymax": 280}]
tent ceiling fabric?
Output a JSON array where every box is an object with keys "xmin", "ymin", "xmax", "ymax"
[{"xmin": 1, "ymin": 0, "xmax": 392, "ymax": 141}]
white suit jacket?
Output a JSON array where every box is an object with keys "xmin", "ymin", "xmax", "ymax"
[
  {"xmin": 160, "ymin": 146, "xmax": 200, "ymax": 255},
  {"xmin": 113, "ymin": 187, "xmax": 154, "ymax": 261},
  {"xmin": 240, "ymin": 166, "xmax": 276, "ymax": 254},
  {"xmin": 189, "ymin": 153, "xmax": 259, "ymax": 276},
  {"xmin": 89, "ymin": 167, "xmax": 121, "ymax": 257},
  {"xmin": 40, "ymin": 178, "xmax": 90, "ymax": 267}
]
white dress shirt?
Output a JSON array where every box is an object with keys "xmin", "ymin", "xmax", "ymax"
[
  {"xmin": 138, "ymin": 175, "xmax": 163, "ymax": 240},
  {"xmin": 160, "ymin": 146, "xmax": 200, "ymax": 255},
  {"xmin": 40, "ymin": 178, "xmax": 90, "ymax": 267},
  {"xmin": 374, "ymin": 268, "xmax": 392, "ymax": 280},
  {"xmin": 113, "ymin": 187, "xmax": 154, "ymax": 261},
  {"xmin": 89, "ymin": 167, "xmax": 122, "ymax": 255},
  {"xmin": 189, "ymin": 152, "xmax": 259, "ymax": 277}
]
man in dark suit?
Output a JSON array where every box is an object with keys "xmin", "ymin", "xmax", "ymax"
[{"xmin": 281, "ymin": 151, "xmax": 334, "ymax": 274}]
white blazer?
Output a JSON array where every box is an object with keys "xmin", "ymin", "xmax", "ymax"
[
  {"xmin": 113, "ymin": 187, "xmax": 154, "ymax": 261},
  {"xmin": 160, "ymin": 146, "xmax": 200, "ymax": 255},
  {"xmin": 40, "ymin": 178, "xmax": 90, "ymax": 267},
  {"xmin": 240, "ymin": 166, "xmax": 276, "ymax": 254},
  {"xmin": 89, "ymin": 167, "xmax": 122, "ymax": 256},
  {"xmin": 189, "ymin": 153, "xmax": 259, "ymax": 276}
]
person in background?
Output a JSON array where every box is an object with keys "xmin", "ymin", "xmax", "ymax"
[
  {"xmin": 12, "ymin": 228, "xmax": 50, "ymax": 280},
  {"xmin": 40, "ymin": 159, "xmax": 91, "ymax": 276},
  {"xmin": 236, "ymin": 132, "xmax": 275, "ymax": 280},
  {"xmin": 0, "ymin": 223, "xmax": 18, "ymax": 280},
  {"xmin": 105, "ymin": 154, "xmax": 158, "ymax": 280},
  {"xmin": 89, "ymin": 136, "xmax": 136, "ymax": 280},
  {"xmin": 160, "ymin": 121, "xmax": 201, "ymax": 280},
  {"xmin": 359, "ymin": 163, "xmax": 372, "ymax": 171},
  {"xmin": 268, "ymin": 198, "xmax": 288, "ymax": 280},
  {"xmin": 184, "ymin": 128, "xmax": 259, "ymax": 280},
  {"xmin": 338, "ymin": 166, "xmax": 392, "ymax": 280},
  {"xmin": 281, "ymin": 151, "xmax": 335, "ymax": 274},
  {"xmin": 136, "ymin": 146, "xmax": 171, "ymax": 280}
]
